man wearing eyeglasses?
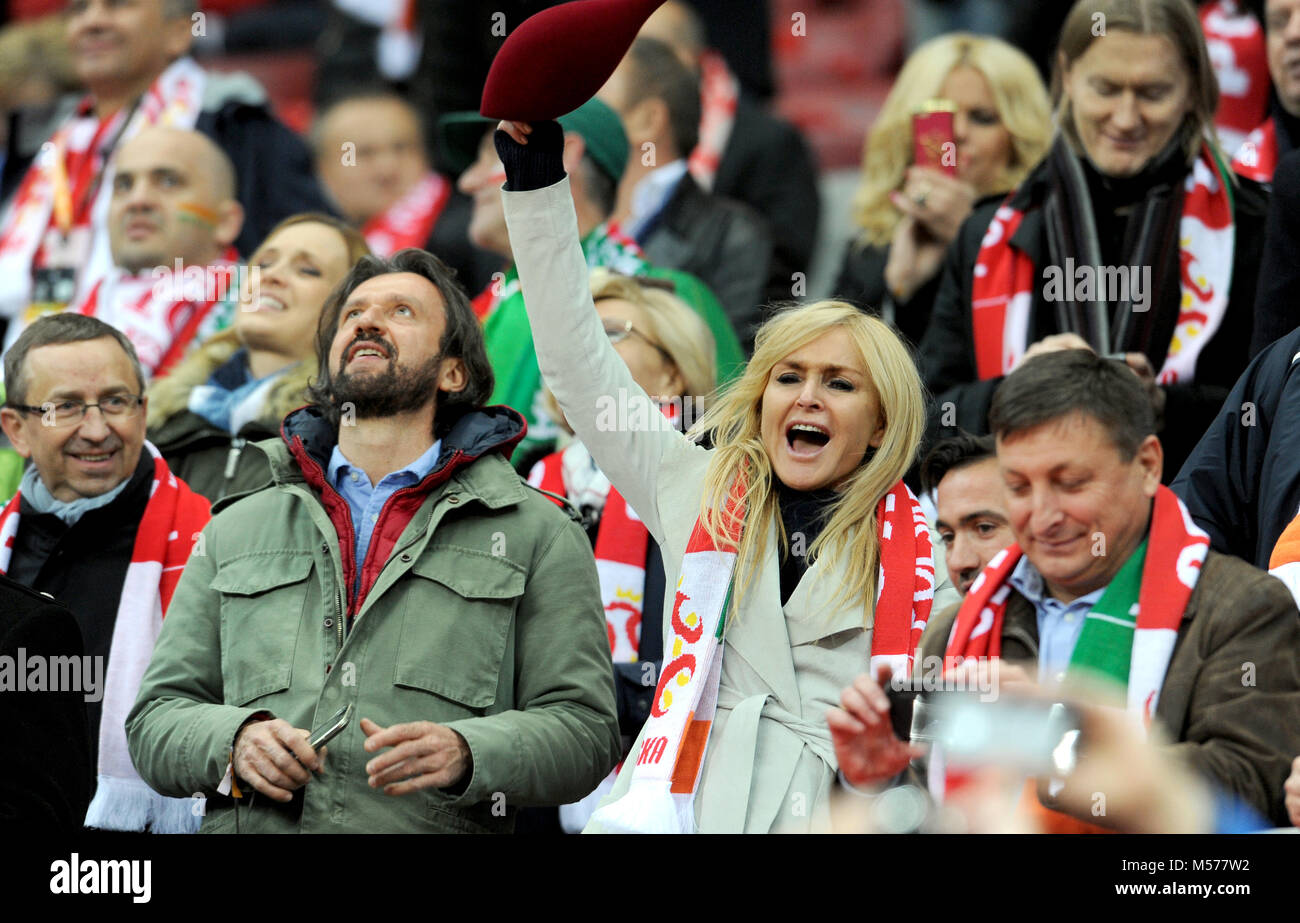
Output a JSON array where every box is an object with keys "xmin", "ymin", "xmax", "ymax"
[{"xmin": 0, "ymin": 313, "xmax": 211, "ymax": 832}]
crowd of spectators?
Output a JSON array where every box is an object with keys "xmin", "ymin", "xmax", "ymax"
[{"xmin": 3, "ymin": 0, "xmax": 1300, "ymax": 836}]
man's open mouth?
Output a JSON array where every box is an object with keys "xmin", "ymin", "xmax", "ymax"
[{"xmin": 348, "ymin": 342, "xmax": 391, "ymax": 363}]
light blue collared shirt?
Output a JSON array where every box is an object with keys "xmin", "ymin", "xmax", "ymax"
[
  {"xmin": 1006, "ymin": 556, "xmax": 1106, "ymax": 685},
  {"xmin": 624, "ymin": 159, "xmax": 689, "ymax": 242},
  {"xmin": 327, "ymin": 440, "xmax": 442, "ymax": 574}
]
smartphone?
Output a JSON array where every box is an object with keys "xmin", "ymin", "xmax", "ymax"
[
  {"xmin": 913, "ymin": 101, "xmax": 957, "ymax": 176},
  {"xmin": 926, "ymin": 692, "xmax": 1083, "ymax": 776},
  {"xmin": 884, "ymin": 682, "xmax": 920, "ymax": 741},
  {"xmin": 307, "ymin": 702, "xmax": 353, "ymax": 751}
]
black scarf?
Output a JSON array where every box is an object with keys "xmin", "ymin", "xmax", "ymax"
[{"xmin": 1043, "ymin": 134, "xmax": 1189, "ymax": 356}]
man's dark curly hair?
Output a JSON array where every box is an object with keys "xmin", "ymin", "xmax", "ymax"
[{"xmin": 308, "ymin": 248, "xmax": 494, "ymax": 438}]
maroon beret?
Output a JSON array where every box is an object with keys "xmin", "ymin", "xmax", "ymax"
[{"xmin": 480, "ymin": 0, "xmax": 667, "ymax": 122}]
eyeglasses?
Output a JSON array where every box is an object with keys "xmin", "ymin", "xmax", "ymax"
[
  {"xmin": 602, "ymin": 319, "xmax": 675, "ymax": 364},
  {"xmin": 8, "ymin": 394, "xmax": 144, "ymax": 427}
]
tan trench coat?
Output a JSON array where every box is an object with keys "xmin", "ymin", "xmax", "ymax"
[{"xmin": 503, "ymin": 179, "xmax": 959, "ymax": 832}]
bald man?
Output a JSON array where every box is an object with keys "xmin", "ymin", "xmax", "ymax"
[
  {"xmin": 109, "ymin": 126, "xmax": 244, "ymax": 275},
  {"xmin": 74, "ymin": 126, "xmax": 247, "ymax": 379},
  {"xmin": 312, "ymin": 92, "xmax": 497, "ymax": 294}
]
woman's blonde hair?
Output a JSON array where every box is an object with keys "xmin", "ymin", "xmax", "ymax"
[
  {"xmin": 852, "ymin": 32, "xmax": 1052, "ymax": 247},
  {"xmin": 590, "ymin": 268, "xmax": 716, "ymax": 399},
  {"xmin": 687, "ymin": 301, "xmax": 925, "ymax": 617},
  {"xmin": 1053, "ymin": 0, "xmax": 1222, "ymax": 167}
]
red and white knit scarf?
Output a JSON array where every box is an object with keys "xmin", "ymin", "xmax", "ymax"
[
  {"xmin": 687, "ymin": 51, "xmax": 739, "ymax": 192},
  {"xmin": 1232, "ymin": 117, "xmax": 1277, "ymax": 183},
  {"xmin": 944, "ymin": 485, "xmax": 1207, "ymax": 722},
  {"xmin": 0, "ymin": 443, "xmax": 211, "ymax": 831},
  {"xmin": 0, "ymin": 57, "xmax": 206, "ymax": 331},
  {"xmin": 76, "ymin": 246, "xmax": 241, "ymax": 380},
  {"xmin": 591, "ymin": 475, "xmax": 935, "ymax": 833},
  {"xmin": 362, "ymin": 171, "xmax": 452, "ymax": 257},
  {"xmin": 970, "ymin": 146, "xmax": 1235, "ymax": 385}
]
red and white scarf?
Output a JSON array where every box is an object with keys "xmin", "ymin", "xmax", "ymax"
[
  {"xmin": 0, "ymin": 57, "xmax": 206, "ymax": 336},
  {"xmin": 944, "ymin": 485, "xmax": 1207, "ymax": 724},
  {"xmin": 970, "ymin": 146, "xmax": 1235, "ymax": 386},
  {"xmin": 529, "ymin": 444, "xmax": 649, "ymax": 663},
  {"xmin": 591, "ymin": 476, "xmax": 935, "ymax": 833},
  {"xmin": 687, "ymin": 51, "xmax": 739, "ymax": 192},
  {"xmin": 1232, "ymin": 117, "xmax": 1277, "ymax": 183},
  {"xmin": 362, "ymin": 171, "xmax": 452, "ymax": 258},
  {"xmin": 0, "ymin": 443, "xmax": 212, "ymax": 831},
  {"xmin": 76, "ymin": 247, "xmax": 241, "ymax": 380},
  {"xmin": 1202, "ymin": 0, "xmax": 1270, "ymax": 156}
]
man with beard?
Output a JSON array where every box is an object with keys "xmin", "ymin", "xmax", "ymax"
[{"xmin": 127, "ymin": 249, "xmax": 621, "ymax": 833}]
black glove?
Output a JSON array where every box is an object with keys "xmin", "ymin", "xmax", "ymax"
[{"xmin": 494, "ymin": 121, "xmax": 566, "ymax": 192}]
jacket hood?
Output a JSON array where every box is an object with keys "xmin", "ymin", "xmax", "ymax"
[
  {"xmin": 266, "ymin": 403, "xmax": 528, "ymax": 488},
  {"xmin": 147, "ymin": 329, "xmax": 318, "ymax": 432}
]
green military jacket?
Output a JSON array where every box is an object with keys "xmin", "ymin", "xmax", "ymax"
[{"xmin": 126, "ymin": 406, "xmax": 621, "ymax": 832}]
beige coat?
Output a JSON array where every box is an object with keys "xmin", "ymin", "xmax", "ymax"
[{"xmin": 503, "ymin": 179, "xmax": 958, "ymax": 833}]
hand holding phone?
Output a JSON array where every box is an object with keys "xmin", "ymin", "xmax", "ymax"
[
  {"xmin": 307, "ymin": 703, "xmax": 353, "ymax": 751},
  {"xmin": 913, "ymin": 100, "xmax": 957, "ymax": 176}
]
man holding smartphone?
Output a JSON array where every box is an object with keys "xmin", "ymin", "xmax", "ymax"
[{"xmin": 125, "ymin": 249, "xmax": 622, "ymax": 832}]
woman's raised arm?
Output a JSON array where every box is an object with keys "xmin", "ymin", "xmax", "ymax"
[{"xmin": 498, "ymin": 123, "xmax": 698, "ymax": 542}]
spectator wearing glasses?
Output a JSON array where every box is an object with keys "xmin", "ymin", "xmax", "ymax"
[{"xmin": 0, "ymin": 313, "xmax": 210, "ymax": 832}]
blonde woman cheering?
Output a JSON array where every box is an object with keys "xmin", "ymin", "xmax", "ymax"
[{"xmin": 495, "ymin": 118, "xmax": 958, "ymax": 834}]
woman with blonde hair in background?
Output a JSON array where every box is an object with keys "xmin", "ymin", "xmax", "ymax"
[
  {"xmin": 493, "ymin": 117, "xmax": 958, "ymax": 833},
  {"xmin": 147, "ymin": 213, "xmax": 370, "ymax": 502},
  {"xmin": 834, "ymin": 32, "xmax": 1051, "ymax": 345}
]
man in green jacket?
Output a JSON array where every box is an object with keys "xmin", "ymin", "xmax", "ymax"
[{"xmin": 126, "ymin": 248, "xmax": 621, "ymax": 833}]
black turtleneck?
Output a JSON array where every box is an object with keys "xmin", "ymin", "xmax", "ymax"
[
  {"xmin": 775, "ymin": 479, "xmax": 839, "ymax": 606},
  {"xmin": 1079, "ymin": 138, "xmax": 1189, "ymax": 270}
]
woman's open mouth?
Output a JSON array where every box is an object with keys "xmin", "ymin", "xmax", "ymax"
[{"xmin": 786, "ymin": 422, "xmax": 831, "ymax": 458}]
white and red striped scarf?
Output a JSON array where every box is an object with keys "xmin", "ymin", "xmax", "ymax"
[
  {"xmin": 591, "ymin": 475, "xmax": 935, "ymax": 833},
  {"xmin": 0, "ymin": 57, "xmax": 206, "ymax": 340},
  {"xmin": 1232, "ymin": 117, "xmax": 1277, "ymax": 183},
  {"xmin": 362, "ymin": 171, "xmax": 452, "ymax": 258},
  {"xmin": 528, "ymin": 444, "xmax": 649, "ymax": 663},
  {"xmin": 944, "ymin": 485, "xmax": 1206, "ymax": 724},
  {"xmin": 76, "ymin": 247, "xmax": 241, "ymax": 380},
  {"xmin": 687, "ymin": 50, "xmax": 739, "ymax": 192},
  {"xmin": 970, "ymin": 146, "xmax": 1235, "ymax": 386},
  {"xmin": 0, "ymin": 443, "xmax": 211, "ymax": 831}
]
